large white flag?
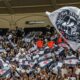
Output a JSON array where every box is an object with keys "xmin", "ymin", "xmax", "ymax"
[{"xmin": 46, "ymin": 6, "xmax": 80, "ymax": 51}]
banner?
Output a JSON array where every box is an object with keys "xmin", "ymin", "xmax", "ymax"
[{"xmin": 46, "ymin": 6, "xmax": 80, "ymax": 51}]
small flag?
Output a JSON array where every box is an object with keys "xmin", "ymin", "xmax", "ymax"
[
  {"xmin": 64, "ymin": 57, "xmax": 78, "ymax": 65},
  {"xmin": 39, "ymin": 59, "xmax": 53, "ymax": 68}
]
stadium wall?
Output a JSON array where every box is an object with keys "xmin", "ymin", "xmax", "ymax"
[{"xmin": 0, "ymin": 13, "xmax": 52, "ymax": 29}]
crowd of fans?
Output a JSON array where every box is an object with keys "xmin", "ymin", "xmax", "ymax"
[{"xmin": 0, "ymin": 28, "xmax": 80, "ymax": 80}]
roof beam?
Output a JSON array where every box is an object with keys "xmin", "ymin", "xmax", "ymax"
[
  {"xmin": 57, "ymin": 2, "xmax": 80, "ymax": 6},
  {"xmin": 2, "ymin": 0, "xmax": 14, "ymax": 14},
  {"xmin": 0, "ymin": 1, "xmax": 80, "ymax": 9},
  {"xmin": 12, "ymin": 4, "xmax": 52, "ymax": 8}
]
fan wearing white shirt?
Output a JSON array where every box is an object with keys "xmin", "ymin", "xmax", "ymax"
[
  {"xmin": 75, "ymin": 64, "xmax": 80, "ymax": 79},
  {"xmin": 15, "ymin": 48, "xmax": 26, "ymax": 61}
]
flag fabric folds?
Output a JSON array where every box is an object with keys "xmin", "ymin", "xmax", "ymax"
[{"xmin": 46, "ymin": 6, "xmax": 80, "ymax": 51}]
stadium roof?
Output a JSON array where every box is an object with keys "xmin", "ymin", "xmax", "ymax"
[{"xmin": 0, "ymin": 0, "xmax": 80, "ymax": 14}]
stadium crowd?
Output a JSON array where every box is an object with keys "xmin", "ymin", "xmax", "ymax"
[{"xmin": 0, "ymin": 28, "xmax": 80, "ymax": 80}]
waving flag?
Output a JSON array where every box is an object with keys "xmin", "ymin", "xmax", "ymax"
[
  {"xmin": 46, "ymin": 6, "xmax": 80, "ymax": 51},
  {"xmin": 38, "ymin": 52, "xmax": 52, "ymax": 61},
  {"xmin": 0, "ymin": 69, "xmax": 6, "ymax": 75},
  {"xmin": 58, "ymin": 43, "xmax": 70, "ymax": 49},
  {"xmin": 0, "ymin": 66, "xmax": 10, "ymax": 78},
  {"xmin": 64, "ymin": 57, "xmax": 78, "ymax": 67},
  {"xmin": 39, "ymin": 59, "xmax": 53, "ymax": 68}
]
